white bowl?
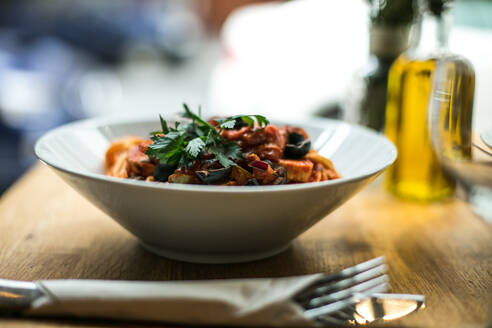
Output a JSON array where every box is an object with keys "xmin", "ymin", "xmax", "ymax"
[{"xmin": 35, "ymin": 113, "xmax": 396, "ymax": 264}]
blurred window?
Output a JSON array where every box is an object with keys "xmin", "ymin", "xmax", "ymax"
[{"xmin": 455, "ymin": 0, "xmax": 492, "ymax": 29}]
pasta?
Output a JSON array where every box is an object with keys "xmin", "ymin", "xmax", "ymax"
[{"xmin": 105, "ymin": 113, "xmax": 340, "ymax": 186}]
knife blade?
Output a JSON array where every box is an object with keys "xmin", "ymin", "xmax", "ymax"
[
  {"xmin": 351, "ymin": 292, "xmax": 425, "ymax": 324},
  {"xmin": 314, "ymin": 292, "xmax": 425, "ymax": 326}
]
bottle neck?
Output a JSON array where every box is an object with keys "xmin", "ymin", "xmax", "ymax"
[
  {"xmin": 412, "ymin": 9, "xmax": 451, "ymax": 57},
  {"xmin": 369, "ymin": 25, "xmax": 411, "ymax": 60}
]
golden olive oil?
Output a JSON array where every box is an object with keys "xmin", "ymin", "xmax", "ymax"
[{"xmin": 384, "ymin": 55, "xmax": 455, "ymax": 201}]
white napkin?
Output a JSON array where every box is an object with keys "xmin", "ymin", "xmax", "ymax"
[{"xmin": 26, "ymin": 275, "xmax": 324, "ymax": 327}]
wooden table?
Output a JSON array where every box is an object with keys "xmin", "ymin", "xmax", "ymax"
[{"xmin": 0, "ymin": 165, "xmax": 491, "ymax": 328}]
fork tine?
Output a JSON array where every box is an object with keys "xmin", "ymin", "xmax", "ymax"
[
  {"xmin": 304, "ymin": 282, "xmax": 389, "ymax": 320},
  {"xmin": 304, "ymin": 281, "xmax": 389, "ymax": 319},
  {"xmin": 295, "ymin": 257, "xmax": 385, "ymax": 301},
  {"xmin": 306, "ymin": 274, "xmax": 389, "ymax": 308},
  {"xmin": 318, "ymin": 257, "xmax": 385, "ymax": 285},
  {"xmin": 305, "ymin": 295, "xmax": 359, "ymax": 319},
  {"xmin": 299, "ymin": 262, "xmax": 387, "ymax": 304},
  {"xmin": 314, "ymin": 263, "xmax": 386, "ymax": 295}
]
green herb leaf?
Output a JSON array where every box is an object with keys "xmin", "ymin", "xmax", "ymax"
[
  {"xmin": 209, "ymin": 145, "xmax": 237, "ymax": 168},
  {"xmin": 146, "ymin": 104, "xmax": 270, "ymax": 169},
  {"xmin": 217, "ymin": 115, "xmax": 270, "ymax": 129},
  {"xmin": 159, "ymin": 115, "xmax": 169, "ymax": 134},
  {"xmin": 240, "ymin": 116, "xmax": 254, "ymax": 127},
  {"xmin": 182, "ymin": 103, "xmax": 214, "ymax": 129},
  {"xmin": 186, "ymin": 137, "xmax": 206, "ymax": 158},
  {"xmin": 224, "ymin": 142, "xmax": 242, "ymax": 161},
  {"xmin": 219, "ymin": 119, "xmax": 237, "ymax": 130},
  {"xmin": 253, "ymin": 115, "xmax": 269, "ymax": 127}
]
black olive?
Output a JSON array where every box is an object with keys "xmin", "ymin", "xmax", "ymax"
[
  {"xmin": 246, "ymin": 178, "xmax": 260, "ymax": 185},
  {"xmin": 195, "ymin": 167, "xmax": 232, "ymax": 184},
  {"xmin": 284, "ymin": 139, "xmax": 311, "ymax": 159},
  {"xmin": 288, "ymin": 132, "xmax": 305, "ymax": 144},
  {"xmin": 284, "ymin": 132, "xmax": 311, "ymax": 159},
  {"xmin": 154, "ymin": 163, "xmax": 177, "ymax": 182}
]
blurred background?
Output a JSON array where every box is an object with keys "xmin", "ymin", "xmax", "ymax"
[{"xmin": 0, "ymin": 0, "xmax": 491, "ymax": 195}]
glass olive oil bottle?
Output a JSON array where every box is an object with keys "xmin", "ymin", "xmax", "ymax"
[{"xmin": 384, "ymin": 0, "xmax": 459, "ymax": 201}]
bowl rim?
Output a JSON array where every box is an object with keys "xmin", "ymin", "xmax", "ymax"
[{"xmin": 34, "ymin": 112, "xmax": 397, "ymax": 194}]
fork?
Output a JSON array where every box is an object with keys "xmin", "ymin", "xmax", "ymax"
[
  {"xmin": 295, "ymin": 257, "xmax": 425, "ymax": 325},
  {"xmin": 295, "ymin": 257, "xmax": 389, "ymax": 319}
]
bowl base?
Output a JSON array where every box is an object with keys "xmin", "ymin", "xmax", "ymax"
[{"xmin": 139, "ymin": 242, "xmax": 291, "ymax": 264}]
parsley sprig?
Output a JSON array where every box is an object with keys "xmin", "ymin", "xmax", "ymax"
[
  {"xmin": 145, "ymin": 104, "xmax": 270, "ymax": 168},
  {"xmin": 215, "ymin": 114, "xmax": 269, "ymax": 130}
]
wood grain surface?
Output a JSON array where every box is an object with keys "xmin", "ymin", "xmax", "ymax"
[{"xmin": 0, "ymin": 165, "xmax": 491, "ymax": 328}]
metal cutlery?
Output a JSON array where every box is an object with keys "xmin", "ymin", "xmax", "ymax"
[
  {"xmin": 312, "ymin": 293, "xmax": 426, "ymax": 326},
  {"xmin": 295, "ymin": 257, "xmax": 425, "ymax": 325},
  {"xmin": 0, "ymin": 257, "xmax": 425, "ymax": 326}
]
